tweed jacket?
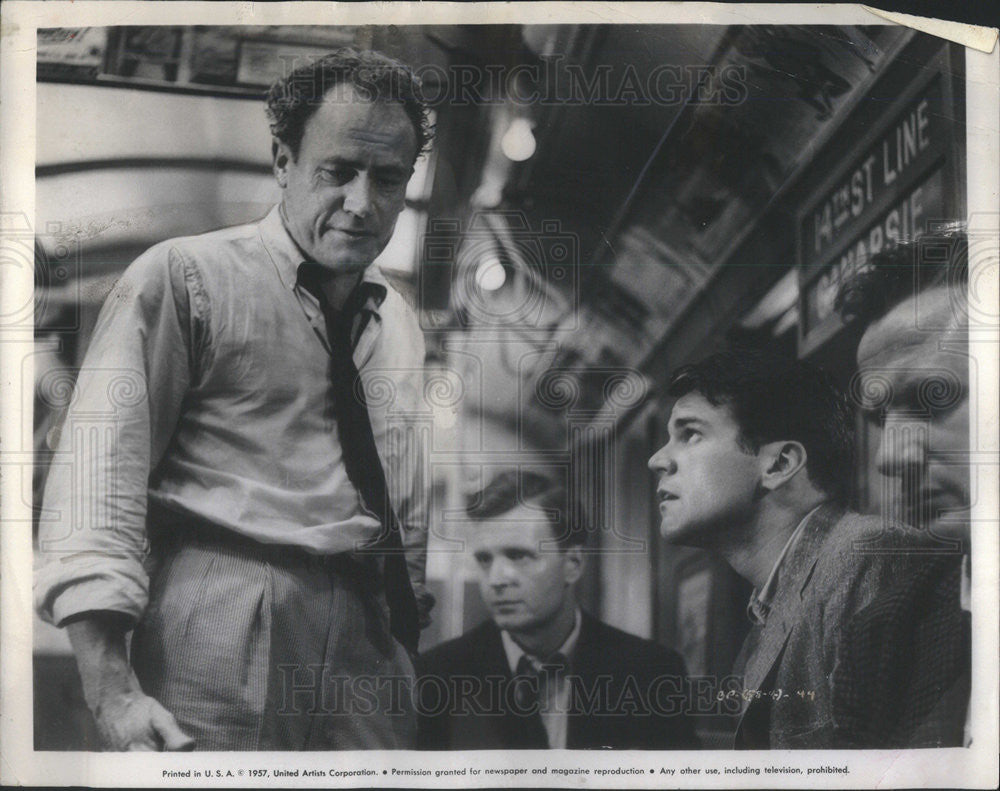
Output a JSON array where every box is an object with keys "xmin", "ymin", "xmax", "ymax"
[
  {"xmin": 832, "ymin": 552, "xmax": 969, "ymax": 747},
  {"xmin": 732, "ymin": 503, "xmax": 937, "ymax": 749},
  {"xmin": 416, "ymin": 611, "xmax": 700, "ymax": 750}
]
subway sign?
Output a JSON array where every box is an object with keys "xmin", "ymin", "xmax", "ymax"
[{"xmin": 798, "ymin": 72, "xmax": 951, "ymax": 352}]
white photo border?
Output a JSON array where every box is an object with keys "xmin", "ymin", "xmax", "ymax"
[{"xmin": 2, "ymin": 3, "xmax": 997, "ymax": 788}]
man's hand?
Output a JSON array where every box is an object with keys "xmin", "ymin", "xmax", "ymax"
[
  {"xmin": 92, "ymin": 688, "xmax": 195, "ymax": 751},
  {"xmin": 66, "ymin": 612, "xmax": 195, "ymax": 751}
]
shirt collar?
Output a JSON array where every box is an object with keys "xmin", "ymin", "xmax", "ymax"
[
  {"xmin": 746, "ymin": 504, "xmax": 824, "ymax": 626},
  {"xmin": 258, "ymin": 204, "xmax": 388, "ymax": 309},
  {"xmin": 501, "ymin": 608, "xmax": 582, "ymax": 674}
]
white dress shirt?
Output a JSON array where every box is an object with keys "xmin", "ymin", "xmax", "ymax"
[
  {"xmin": 35, "ymin": 206, "xmax": 429, "ymax": 627},
  {"xmin": 500, "ymin": 608, "xmax": 582, "ymax": 749}
]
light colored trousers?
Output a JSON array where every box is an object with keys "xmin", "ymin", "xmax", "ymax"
[{"xmin": 131, "ymin": 536, "xmax": 415, "ymax": 750}]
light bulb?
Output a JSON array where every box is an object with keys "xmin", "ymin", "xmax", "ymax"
[
  {"xmin": 500, "ymin": 118, "xmax": 536, "ymax": 162},
  {"xmin": 475, "ymin": 256, "xmax": 507, "ymax": 291}
]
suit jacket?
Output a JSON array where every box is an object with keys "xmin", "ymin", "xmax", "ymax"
[
  {"xmin": 732, "ymin": 503, "xmax": 951, "ymax": 749},
  {"xmin": 416, "ymin": 611, "xmax": 700, "ymax": 749},
  {"xmin": 832, "ymin": 553, "xmax": 969, "ymax": 748}
]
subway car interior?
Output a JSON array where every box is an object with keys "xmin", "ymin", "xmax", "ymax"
[{"xmin": 32, "ymin": 24, "xmax": 966, "ymax": 749}]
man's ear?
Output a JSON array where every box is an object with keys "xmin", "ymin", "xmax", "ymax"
[
  {"xmin": 758, "ymin": 441, "xmax": 808, "ymax": 492},
  {"xmin": 563, "ymin": 546, "xmax": 584, "ymax": 586},
  {"xmin": 272, "ymin": 138, "xmax": 292, "ymax": 188}
]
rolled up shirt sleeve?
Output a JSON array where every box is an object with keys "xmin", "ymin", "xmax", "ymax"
[{"xmin": 35, "ymin": 244, "xmax": 197, "ymax": 627}]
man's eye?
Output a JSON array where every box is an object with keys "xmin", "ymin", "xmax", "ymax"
[
  {"xmin": 506, "ymin": 550, "xmax": 529, "ymax": 562},
  {"xmin": 473, "ymin": 553, "xmax": 490, "ymax": 566},
  {"xmin": 682, "ymin": 430, "xmax": 700, "ymax": 443},
  {"xmin": 319, "ymin": 168, "xmax": 354, "ymax": 185},
  {"xmin": 376, "ymin": 173, "xmax": 408, "ymax": 190}
]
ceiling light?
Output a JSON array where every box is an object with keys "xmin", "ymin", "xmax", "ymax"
[
  {"xmin": 475, "ymin": 256, "xmax": 507, "ymax": 291},
  {"xmin": 500, "ymin": 118, "xmax": 536, "ymax": 162}
]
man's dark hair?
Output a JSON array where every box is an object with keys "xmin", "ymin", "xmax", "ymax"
[
  {"xmin": 668, "ymin": 349, "xmax": 855, "ymax": 502},
  {"xmin": 466, "ymin": 470, "xmax": 588, "ymax": 550},
  {"xmin": 265, "ymin": 47, "xmax": 434, "ymax": 161},
  {"xmin": 835, "ymin": 229, "xmax": 968, "ymax": 328}
]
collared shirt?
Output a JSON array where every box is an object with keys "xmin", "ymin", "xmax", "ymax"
[
  {"xmin": 35, "ymin": 206, "xmax": 429, "ymax": 627},
  {"xmin": 746, "ymin": 504, "xmax": 824, "ymax": 626},
  {"xmin": 500, "ymin": 609, "xmax": 583, "ymax": 749}
]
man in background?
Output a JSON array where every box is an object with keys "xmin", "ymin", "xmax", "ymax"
[
  {"xmin": 832, "ymin": 230, "xmax": 971, "ymax": 747},
  {"xmin": 416, "ymin": 470, "xmax": 699, "ymax": 749},
  {"xmin": 35, "ymin": 49, "xmax": 433, "ymax": 750},
  {"xmin": 648, "ymin": 349, "xmax": 929, "ymax": 748}
]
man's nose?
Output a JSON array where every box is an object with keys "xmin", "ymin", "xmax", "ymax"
[
  {"xmin": 876, "ymin": 416, "xmax": 928, "ymax": 478},
  {"xmin": 343, "ymin": 173, "xmax": 374, "ymax": 217},
  {"xmin": 648, "ymin": 443, "xmax": 676, "ymax": 474},
  {"xmin": 487, "ymin": 558, "xmax": 515, "ymax": 588}
]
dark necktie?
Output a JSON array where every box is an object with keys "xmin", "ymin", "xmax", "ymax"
[
  {"xmin": 513, "ymin": 653, "xmax": 568, "ymax": 711},
  {"xmin": 512, "ymin": 653, "xmax": 568, "ymax": 748},
  {"xmin": 513, "ymin": 655, "xmax": 542, "ymax": 713},
  {"xmin": 299, "ymin": 265, "xmax": 420, "ymax": 655}
]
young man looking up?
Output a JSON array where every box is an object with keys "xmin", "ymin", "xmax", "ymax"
[{"xmin": 648, "ymin": 349, "xmax": 928, "ymax": 748}]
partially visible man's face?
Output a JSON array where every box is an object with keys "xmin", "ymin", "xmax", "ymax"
[
  {"xmin": 647, "ymin": 393, "xmax": 763, "ymax": 547},
  {"xmin": 856, "ymin": 287, "xmax": 970, "ymax": 542},
  {"xmin": 470, "ymin": 504, "xmax": 581, "ymax": 636},
  {"xmin": 274, "ymin": 83, "xmax": 417, "ymax": 273}
]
